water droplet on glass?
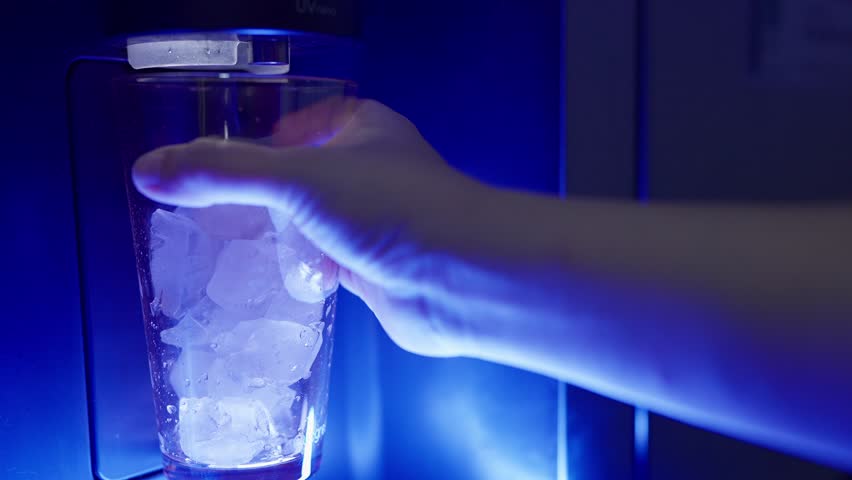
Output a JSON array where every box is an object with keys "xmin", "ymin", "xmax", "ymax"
[
  {"xmin": 149, "ymin": 297, "xmax": 162, "ymax": 317},
  {"xmin": 210, "ymin": 342, "xmax": 219, "ymax": 350},
  {"xmin": 166, "ymin": 404, "xmax": 176, "ymax": 414},
  {"xmin": 184, "ymin": 379, "xmax": 191, "ymax": 387},
  {"xmin": 289, "ymin": 364, "xmax": 297, "ymax": 372},
  {"xmin": 168, "ymin": 48, "xmax": 173, "ymax": 54}
]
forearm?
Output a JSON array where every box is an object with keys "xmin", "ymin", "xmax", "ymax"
[{"xmin": 438, "ymin": 188, "xmax": 852, "ymax": 470}]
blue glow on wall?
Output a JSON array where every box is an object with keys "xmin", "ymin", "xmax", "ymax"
[
  {"xmin": 355, "ymin": 0, "xmax": 563, "ymax": 478},
  {"xmin": 634, "ymin": 409, "xmax": 649, "ymax": 465}
]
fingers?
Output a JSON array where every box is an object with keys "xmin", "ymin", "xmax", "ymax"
[
  {"xmin": 269, "ymin": 97, "xmax": 414, "ymax": 148},
  {"xmin": 271, "ymin": 96, "xmax": 360, "ymax": 147},
  {"xmin": 275, "ymin": 98, "xmax": 423, "ymax": 147},
  {"xmin": 130, "ymin": 99, "xmax": 420, "ymax": 210},
  {"xmin": 331, "ymin": 99, "xmax": 423, "ymax": 145},
  {"xmin": 131, "ymin": 137, "xmax": 323, "ymax": 208}
]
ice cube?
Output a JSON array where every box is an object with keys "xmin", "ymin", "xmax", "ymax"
[
  {"xmin": 178, "ymin": 397, "xmax": 218, "ymax": 443},
  {"xmin": 207, "ymin": 237, "xmax": 282, "ymax": 316},
  {"xmin": 205, "ymin": 357, "xmax": 243, "ymax": 399},
  {"xmin": 248, "ymin": 384, "xmax": 298, "ymax": 436},
  {"xmin": 160, "ymin": 316, "xmax": 209, "ymax": 349},
  {"xmin": 284, "ymin": 432, "xmax": 306, "ymax": 457},
  {"xmin": 275, "ymin": 223, "xmax": 321, "ymax": 262},
  {"xmin": 264, "ymin": 289, "xmax": 325, "ymax": 326},
  {"xmin": 178, "ymin": 396, "xmax": 273, "ymax": 467},
  {"xmin": 275, "ymin": 227, "xmax": 338, "ymax": 304},
  {"xmin": 160, "ymin": 315, "xmax": 207, "ymax": 348},
  {"xmin": 267, "ymin": 207, "xmax": 292, "ymax": 232},
  {"xmin": 169, "ymin": 348, "xmax": 216, "ymax": 398},
  {"xmin": 150, "ymin": 209, "xmax": 221, "ymax": 318},
  {"xmin": 205, "ymin": 358, "xmax": 298, "ymax": 418},
  {"xmin": 284, "ymin": 257, "xmax": 339, "ymax": 304},
  {"xmin": 161, "ymin": 296, "xmax": 253, "ymax": 349},
  {"xmin": 190, "ymin": 296, "xmax": 255, "ymax": 338},
  {"xmin": 210, "ymin": 322, "xmax": 256, "ymax": 357},
  {"xmin": 176, "ymin": 204, "xmax": 272, "ymax": 240},
  {"xmin": 219, "ymin": 319, "xmax": 323, "ymax": 387}
]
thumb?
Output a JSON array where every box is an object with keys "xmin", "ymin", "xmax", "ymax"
[{"xmin": 131, "ymin": 137, "xmax": 329, "ymax": 209}]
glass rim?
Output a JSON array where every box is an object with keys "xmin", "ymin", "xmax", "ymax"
[{"xmin": 117, "ymin": 72, "xmax": 357, "ymax": 89}]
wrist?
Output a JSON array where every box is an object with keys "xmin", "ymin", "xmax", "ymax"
[{"xmin": 417, "ymin": 182, "xmax": 571, "ymax": 359}]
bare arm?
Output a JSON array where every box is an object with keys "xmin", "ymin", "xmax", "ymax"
[
  {"xmin": 441, "ymin": 190, "xmax": 852, "ymax": 471},
  {"xmin": 132, "ymin": 100, "xmax": 852, "ymax": 471}
]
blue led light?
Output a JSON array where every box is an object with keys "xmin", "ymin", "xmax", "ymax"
[
  {"xmin": 634, "ymin": 408, "xmax": 649, "ymax": 461},
  {"xmin": 232, "ymin": 28, "xmax": 304, "ymax": 37}
]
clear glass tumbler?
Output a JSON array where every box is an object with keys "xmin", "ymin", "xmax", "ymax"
[{"xmin": 114, "ymin": 73, "xmax": 356, "ymax": 479}]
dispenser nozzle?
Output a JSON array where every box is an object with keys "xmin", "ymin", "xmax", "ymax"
[{"xmin": 127, "ymin": 32, "xmax": 290, "ymax": 74}]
